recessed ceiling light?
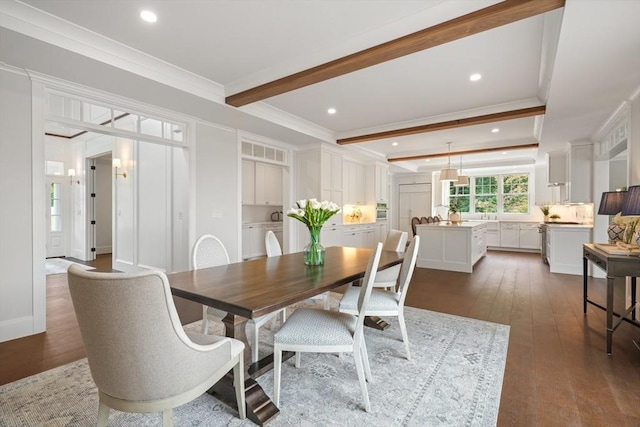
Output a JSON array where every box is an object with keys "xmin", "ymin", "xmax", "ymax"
[
  {"xmin": 491, "ymin": 128, "xmax": 500, "ymax": 133},
  {"xmin": 502, "ymin": 152, "xmax": 507, "ymax": 155},
  {"xmin": 392, "ymin": 142, "xmax": 398, "ymax": 146},
  {"xmin": 327, "ymin": 108, "xmax": 336, "ymax": 115},
  {"xmin": 140, "ymin": 10, "xmax": 157, "ymax": 23},
  {"xmin": 469, "ymin": 73, "xmax": 482, "ymax": 82},
  {"xmin": 424, "ymin": 159, "xmax": 430, "ymax": 162}
]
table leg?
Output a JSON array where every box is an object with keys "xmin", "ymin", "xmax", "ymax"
[
  {"xmin": 209, "ymin": 313, "xmax": 279, "ymax": 426},
  {"xmin": 632, "ymin": 277, "xmax": 637, "ymax": 322},
  {"xmin": 583, "ymin": 256, "xmax": 588, "ymax": 314},
  {"xmin": 606, "ymin": 275, "xmax": 614, "ymax": 355}
]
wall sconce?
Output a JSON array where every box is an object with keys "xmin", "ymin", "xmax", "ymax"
[
  {"xmin": 113, "ymin": 158, "xmax": 127, "ymax": 179},
  {"xmin": 68, "ymin": 168, "xmax": 79, "ymax": 185}
]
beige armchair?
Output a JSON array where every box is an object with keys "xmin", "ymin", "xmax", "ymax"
[{"xmin": 67, "ymin": 265, "xmax": 246, "ymax": 426}]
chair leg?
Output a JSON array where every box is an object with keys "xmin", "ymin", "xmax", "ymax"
[
  {"xmin": 295, "ymin": 351, "xmax": 301, "ymax": 368},
  {"xmin": 274, "ymin": 348, "xmax": 282, "ymax": 406},
  {"xmin": 201, "ymin": 305, "xmax": 209, "ymax": 334},
  {"xmin": 353, "ymin": 344, "xmax": 372, "ymax": 413},
  {"xmin": 161, "ymin": 409, "xmax": 172, "ymax": 427},
  {"xmin": 280, "ymin": 308, "xmax": 287, "ymax": 324},
  {"xmin": 359, "ymin": 337, "xmax": 372, "ymax": 382},
  {"xmin": 233, "ymin": 355, "xmax": 246, "ymax": 420},
  {"xmin": 96, "ymin": 401, "xmax": 110, "ymax": 427},
  {"xmin": 398, "ymin": 312, "xmax": 411, "ymax": 360}
]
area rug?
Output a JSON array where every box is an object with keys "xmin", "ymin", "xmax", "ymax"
[
  {"xmin": 45, "ymin": 258, "xmax": 95, "ymax": 275},
  {"xmin": 0, "ymin": 304, "xmax": 509, "ymax": 426}
]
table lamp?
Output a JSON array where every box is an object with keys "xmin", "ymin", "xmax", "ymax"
[
  {"xmin": 598, "ymin": 190, "xmax": 626, "ymax": 242},
  {"xmin": 621, "ymin": 185, "xmax": 640, "ymax": 247}
]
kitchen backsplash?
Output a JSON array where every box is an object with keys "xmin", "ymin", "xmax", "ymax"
[{"xmin": 542, "ymin": 203, "xmax": 594, "ymax": 224}]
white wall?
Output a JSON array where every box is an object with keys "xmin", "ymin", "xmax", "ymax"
[
  {"xmin": 194, "ymin": 123, "xmax": 241, "ymax": 263},
  {"xmin": 629, "ymin": 95, "xmax": 640, "ymax": 186},
  {"xmin": 0, "ymin": 69, "xmax": 43, "ymax": 341}
]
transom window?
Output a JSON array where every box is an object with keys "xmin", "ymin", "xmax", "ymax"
[{"xmin": 449, "ymin": 173, "xmax": 530, "ymax": 214}]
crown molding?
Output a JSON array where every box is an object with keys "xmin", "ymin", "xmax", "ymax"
[
  {"xmin": 238, "ymin": 102, "xmax": 335, "ymax": 144},
  {"xmin": 0, "ymin": 1, "xmax": 225, "ymax": 102}
]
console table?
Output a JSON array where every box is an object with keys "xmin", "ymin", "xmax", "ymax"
[{"xmin": 583, "ymin": 243, "xmax": 640, "ymax": 355}]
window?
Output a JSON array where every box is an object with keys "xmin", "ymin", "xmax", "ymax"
[
  {"xmin": 474, "ymin": 176, "xmax": 498, "ymax": 213},
  {"xmin": 448, "ymin": 174, "xmax": 529, "ymax": 215},
  {"xmin": 502, "ymin": 174, "xmax": 529, "ymax": 213}
]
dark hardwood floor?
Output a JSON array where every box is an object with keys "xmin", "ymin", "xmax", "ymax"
[{"xmin": 1, "ymin": 251, "xmax": 638, "ymax": 425}]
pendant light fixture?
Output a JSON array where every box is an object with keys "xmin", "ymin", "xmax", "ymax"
[
  {"xmin": 454, "ymin": 155, "xmax": 469, "ymax": 186},
  {"xmin": 439, "ymin": 142, "xmax": 458, "ymax": 182}
]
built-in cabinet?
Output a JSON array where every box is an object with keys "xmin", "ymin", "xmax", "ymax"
[
  {"xmin": 416, "ymin": 223, "xmax": 486, "ymax": 273},
  {"xmin": 242, "ymin": 160, "xmax": 283, "ymax": 206},
  {"xmin": 375, "ymin": 221, "xmax": 388, "ymax": 244},
  {"xmin": 499, "ymin": 222, "xmax": 541, "ymax": 250},
  {"xmin": 374, "ymin": 164, "xmax": 388, "ymax": 203},
  {"xmin": 242, "ymin": 224, "xmax": 264, "ymax": 259},
  {"xmin": 344, "ymin": 160, "xmax": 366, "ymax": 205},
  {"xmin": 342, "ymin": 224, "xmax": 376, "ymax": 249},
  {"xmin": 546, "ymin": 226, "xmax": 592, "ymax": 275},
  {"xmin": 320, "ymin": 150, "xmax": 343, "ymax": 207},
  {"xmin": 546, "ymin": 151, "xmax": 567, "ymax": 186}
]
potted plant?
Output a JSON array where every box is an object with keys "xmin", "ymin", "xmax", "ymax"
[
  {"xmin": 448, "ymin": 198, "xmax": 461, "ymax": 224},
  {"xmin": 539, "ymin": 204, "xmax": 551, "ymax": 222}
]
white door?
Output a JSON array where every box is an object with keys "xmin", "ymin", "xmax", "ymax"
[
  {"xmin": 46, "ymin": 177, "xmax": 66, "ymax": 258},
  {"xmin": 398, "ymin": 184, "xmax": 431, "ymax": 237}
]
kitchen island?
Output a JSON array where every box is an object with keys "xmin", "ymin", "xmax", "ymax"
[{"xmin": 416, "ymin": 221, "xmax": 487, "ymax": 273}]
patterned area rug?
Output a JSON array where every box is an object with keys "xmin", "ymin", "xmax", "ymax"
[
  {"xmin": 0, "ymin": 303, "xmax": 509, "ymax": 426},
  {"xmin": 45, "ymin": 258, "xmax": 95, "ymax": 275}
]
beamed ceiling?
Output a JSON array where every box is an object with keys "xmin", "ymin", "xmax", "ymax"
[{"xmin": 3, "ymin": 0, "xmax": 639, "ymax": 172}]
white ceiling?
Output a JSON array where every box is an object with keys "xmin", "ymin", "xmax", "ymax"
[{"xmin": 6, "ymin": 0, "xmax": 640, "ymax": 173}]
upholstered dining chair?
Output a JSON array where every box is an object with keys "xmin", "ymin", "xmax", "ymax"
[
  {"xmin": 273, "ymin": 242, "xmax": 383, "ymax": 413},
  {"xmin": 372, "ymin": 229, "xmax": 408, "ymax": 290},
  {"xmin": 339, "ymin": 236, "xmax": 420, "ymax": 360},
  {"xmin": 420, "ymin": 216, "xmax": 429, "ymax": 224},
  {"xmin": 192, "ymin": 234, "xmax": 231, "ymax": 335},
  {"xmin": 265, "ymin": 230, "xmax": 330, "ymax": 310},
  {"xmin": 410, "ymin": 217, "xmax": 421, "ymax": 236},
  {"xmin": 67, "ymin": 265, "xmax": 246, "ymax": 426}
]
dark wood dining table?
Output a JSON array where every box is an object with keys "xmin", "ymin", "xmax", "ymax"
[{"xmin": 167, "ymin": 246, "xmax": 404, "ymax": 426}]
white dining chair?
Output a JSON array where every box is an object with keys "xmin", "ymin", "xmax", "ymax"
[
  {"xmin": 243, "ymin": 231, "xmax": 288, "ymax": 363},
  {"xmin": 67, "ymin": 265, "xmax": 246, "ymax": 426},
  {"xmin": 273, "ymin": 242, "xmax": 383, "ymax": 413},
  {"xmin": 372, "ymin": 229, "xmax": 408, "ymax": 290},
  {"xmin": 339, "ymin": 236, "xmax": 420, "ymax": 360},
  {"xmin": 265, "ymin": 229, "xmax": 330, "ymax": 310},
  {"xmin": 192, "ymin": 234, "xmax": 231, "ymax": 335}
]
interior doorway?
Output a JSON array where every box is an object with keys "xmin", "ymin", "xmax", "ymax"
[
  {"xmin": 45, "ymin": 176, "xmax": 67, "ymax": 258},
  {"xmin": 86, "ymin": 154, "xmax": 113, "ymax": 261}
]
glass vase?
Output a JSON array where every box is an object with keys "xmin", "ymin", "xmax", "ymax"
[{"xmin": 304, "ymin": 226, "xmax": 325, "ymax": 266}]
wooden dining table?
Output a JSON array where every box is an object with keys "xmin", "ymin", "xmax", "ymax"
[{"xmin": 167, "ymin": 246, "xmax": 404, "ymax": 426}]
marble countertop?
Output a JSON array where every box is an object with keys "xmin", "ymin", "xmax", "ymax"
[{"xmin": 416, "ymin": 221, "xmax": 485, "ymax": 229}]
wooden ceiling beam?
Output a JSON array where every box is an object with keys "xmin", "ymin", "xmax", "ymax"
[
  {"xmin": 225, "ymin": 0, "xmax": 565, "ymax": 107},
  {"xmin": 337, "ymin": 105, "xmax": 546, "ymax": 145},
  {"xmin": 388, "ymin": 143, "xmax": 540, "ymax": 163}
]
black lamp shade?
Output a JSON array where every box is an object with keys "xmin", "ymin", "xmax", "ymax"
[
  {"xmin": 621, "ymin": 185, "xmax": 640, "ymax": 216},
  {"xmin": 598, "ymin": 191, "xmax": 626, "ymax": 215}
]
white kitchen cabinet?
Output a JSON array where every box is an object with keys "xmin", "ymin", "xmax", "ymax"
[
  {"xmin": 344, "ymin": 160, "xmax": 366, "ymax": 205},
  {"xmin": 518, "ymin": 223, "xmax": 541, "ymax": 250},
  {"xmin": 374, "ymin": 164, "xmax": 388, "ymax": 203},
  {"xmin": 485, "ymin": 221, "xmax": 500, "ymax": 247},
  {"xmin": 362, "ymin": 225, "xmax": 376, "ymax": 249},
  {"xmin": 500, "ymin": 222, "xmax": 520, "ymax": 248},
  {"xmin": 375, "ymin": 221, "xmax": 388, "ymax": 245},
  {"xmin": 546, "ymin": 151, "xmax": 567, "ymax": 186},
  {"xmin": 416, "ymin": 222, "xmax": 486, "ymax": 273},
  {"xmin": 343, "ymin": 226, "xmax": 361, "ymax": 248},
  {"xmin": 242, "ymin": 160, "xmax": 255, "ymax": 205},
  {"xmin": 321, "ymin": 224, "xmax": 342, "ymax": 248},
  {"xmin": 320, "ymin": 150, "xmax": 343, "ymax": 207},
  {"xmin": 255, "ymin": 162, "xmax": 283, "ymax": 206},
  {"xmin": 547, "ymin": 226, "xmax": 592, "ymax": 275},
  {"xmin": 242, "ymin": 224, "xmax": 265, "ymax": 259}
]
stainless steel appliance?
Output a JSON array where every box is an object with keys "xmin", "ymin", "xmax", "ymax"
[{"xmin": 376, "ymin": 202, "xmax": 388, "ymax": 220}]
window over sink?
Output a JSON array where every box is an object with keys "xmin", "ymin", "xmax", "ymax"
[{"xmin": 448, "ymin": 173, "xmax": 530, "ymax": 215}]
